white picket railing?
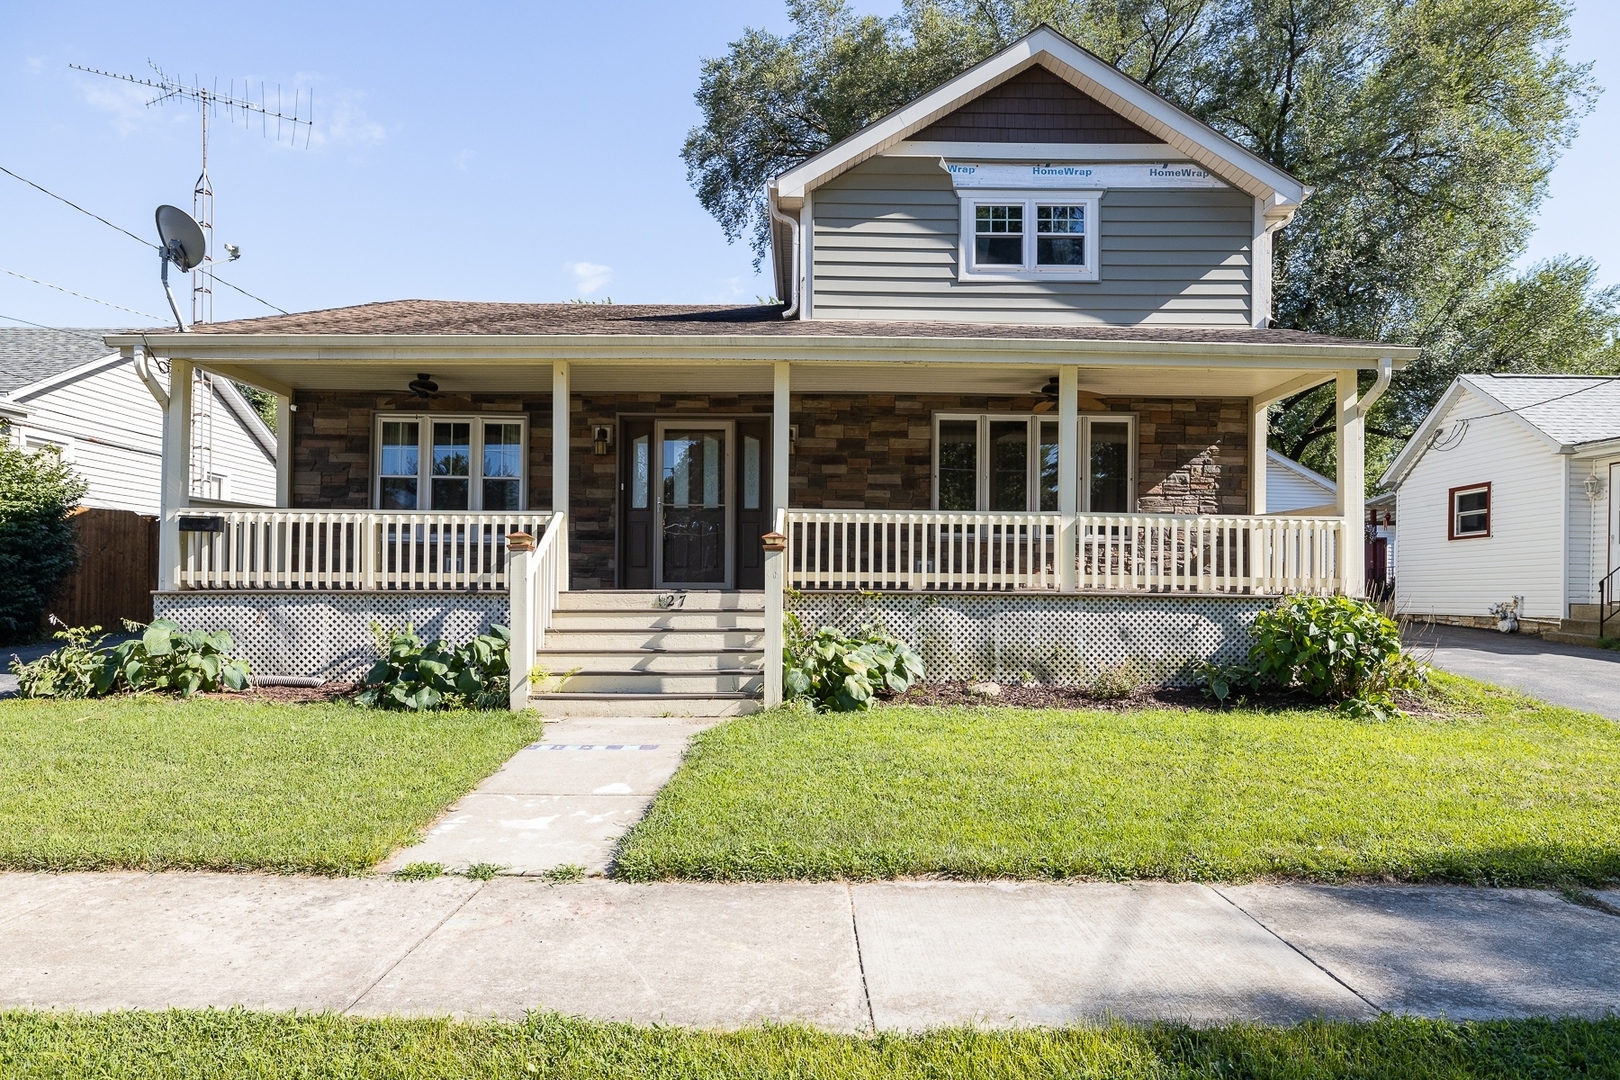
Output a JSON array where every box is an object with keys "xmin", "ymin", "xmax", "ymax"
[
  {"xmin": 1077, "ymin": 514, "xmax": 1342, "ymax": 594},
  {"xmin": 507, "ymin": 512, "xmax": 568, "ymax": 710},
  {"xmin": 783, "ymin": 510, "xmax": 1344, "ymax": 595},
  {"xmin": 170, "ymin": 510, "xmax": 553, "ymax": 591},
  {"xmin": 784, "ymin": 511, "xmax": 1065, "ymax": 591}
]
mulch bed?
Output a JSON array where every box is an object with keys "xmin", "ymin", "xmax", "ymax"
[
  {"xmin": 197, "ymin": 683, "xmax": 358, "ymax": 705},
  {"xmin": 886, "ymin": 680, "xmax": 1434, "ymax": 715}
]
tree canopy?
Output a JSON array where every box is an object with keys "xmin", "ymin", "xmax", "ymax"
[
  {"xmin": 683, "ymin": 0, "xmax": 1609, "ymax": 481},
  {"xmin": 0, "ymin": 441, "xmax": 86, "ymax": 642}
]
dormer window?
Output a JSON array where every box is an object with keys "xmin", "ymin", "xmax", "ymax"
[{"xmin": 958, "ymin": 189, "xmax": 1101, "ymax": 282}]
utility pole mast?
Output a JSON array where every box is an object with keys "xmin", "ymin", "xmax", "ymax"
[{"xmin": 71, "ymin": 61, "xmax": 312, "ymax": 322}]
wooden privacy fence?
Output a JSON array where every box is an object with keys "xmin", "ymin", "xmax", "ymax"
[
  {"xmin": 45, "ymin": 507, "xmax": 159, "ymax": 629},
  {"xmin": 783, "ymin": 510, "xmax": 1344, "ymax": 595},
  {"xmin": 171, "ymin": 510, "xmax": 553, "ymax": 591}
]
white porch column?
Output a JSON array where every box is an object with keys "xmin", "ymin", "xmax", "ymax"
[
  {"xmin": 1250, "ymin": 397, "xmax": 1268, "ymax": 515},
  {"xmin": 274, "ymin": 394, "xmax": 293, "ymax": 508},
  {"xmin": 1335, "ymin": 370, "xmax": 1366, "ymax": 597},
  {"xmin": 772, "ymin": 362, "xmax": 790, "ymax": 514},
  {"xmin": 158, "ymin": 358, "xmax": 194, "ymax": 591},
  {"xmin": 551, "ymin": 360, "xmax": 570, "ymax": 589},
  {"xmin": 1057, "ymin": 366, "xmax": 1079, "ymax": 593}
]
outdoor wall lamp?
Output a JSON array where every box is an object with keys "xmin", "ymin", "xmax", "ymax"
[
  {"xmin": 592, "ymin": 425, "xmax": 614, "ymax": 456},
  {"xmin": 1585, "ymin": 472, "xmax": 1605, "ymax": 501}
]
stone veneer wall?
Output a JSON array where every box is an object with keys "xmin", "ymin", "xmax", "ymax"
[{"xmin": 292, "ymin": 390, "xmax": 1249, "ymax": 589}]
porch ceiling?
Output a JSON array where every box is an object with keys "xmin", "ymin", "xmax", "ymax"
[{"xmin": 196, "ymin": 358, "xmax": 1332, "ymax": 401}]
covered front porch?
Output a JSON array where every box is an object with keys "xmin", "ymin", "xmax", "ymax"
[{"xmin": 112, "ymin": 321, "xmax": 1404, "ymax": 700}]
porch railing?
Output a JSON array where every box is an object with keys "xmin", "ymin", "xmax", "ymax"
[
  {"xmin": 169, "ymin": 509, "xmax": 553, "ymax": 591},
  {"xmin": 782, "ymin": 510, "xmax": 1343, "ymax": 595}
]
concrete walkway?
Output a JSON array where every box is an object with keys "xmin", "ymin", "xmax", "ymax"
[
  {"xmin": 1409, "ymin": 623, "xmax": 1620, "ymax": 719},
  {"xmin": 1, "ymin": 874, "xmax": 1617, "ymax": 1027},
  {"xmin": 376, "ymin": 716, "xmax": 722, "ymax": 875}
]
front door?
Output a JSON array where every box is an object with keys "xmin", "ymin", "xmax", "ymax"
[{"xmin": 655, "ymin": 422, "xmax": 733, "ymax": 588}]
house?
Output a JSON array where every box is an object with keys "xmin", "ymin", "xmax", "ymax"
[
  {"xmin": 0, "ymin": 327, "xmax": 277, "ymax": 512},
  {"xmin": 0, "ymin": 326, "xmax": 278, "ymax": 627},
  {"xmin": 1379, "ymin": 373, "xmax": 1620, "ymax": 641},
  {"xmin": 102, "ymin": 27, "xmax": 1414, "ymax": 713},
  {"xmin": 1265, "ymin": 450, "xmax": 1336, "ymax": 514}
]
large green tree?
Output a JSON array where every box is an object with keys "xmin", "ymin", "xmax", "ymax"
[{"xmin": 684, "ymin": 0, "xmax": 1605, "ymax": 477}]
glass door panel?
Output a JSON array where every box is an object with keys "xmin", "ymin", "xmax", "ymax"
[
  {"xmin": 1088, "ymin": 421, "xmax": 1131, "ymax": 512},
  {"xmin": 937, "ymin": 419, "xmax": 978, "ymax": 511},
  {"xmin": 1038, "ymin": 420, "xmax": 1059, "ymax": 511},
  {"xmin": 379, "ymin": 421, "xmax": 420, "ymax": 509},
  {"xmin": 431, "ymin": 422, "xmax": 471, "ymax": 510},
  {"xmin": 989, "ymin": 420, "xmax": 1028, "ymax": 511},
  {"xmin": 659, "ymin": 426, "xmax": 727, "ymax": 585},
  {"xmin": 480, "ymin": 423, "xmax": 523, "ymax": 510}
]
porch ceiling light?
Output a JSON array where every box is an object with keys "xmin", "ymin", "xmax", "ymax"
[{"xmin": 407, "ymin": 373, "xmax": 439, "ymax": 399}]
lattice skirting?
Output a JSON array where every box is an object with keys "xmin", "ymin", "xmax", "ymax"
[
  {"xmin": 786, "ymin": 592, "xmax": 1273, "ymax": 687},
  {"xmin": 153, "ymin": 591, "xmax": 510, "ymax": 680}
]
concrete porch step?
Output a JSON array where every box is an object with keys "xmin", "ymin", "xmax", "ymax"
[
  {"xmin": 538, "ymin": 649, "xmax": 764, "ymax": 673},
  {"xmin": 557, "ymin": 590, "xmax": 764, "ymax": 612},
  {"xmin": 1544, "ymin": 631, "xmax": 1607, "ymax": 649},
  {"xmin": 528, "ymin": 692, "xmax": 761, "ymax": 718},
  {"xmin": 1559, "ymin": 619, "xmax": 1608, "ymax": 638},
  {"xmin": 541, "ymin": 629, "xmax": 764, "ymax": 652},
  {"xmin": 549, "ymin": 610, "xmax": 765, "ymax": 631}
]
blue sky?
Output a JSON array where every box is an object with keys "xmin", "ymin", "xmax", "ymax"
[{"xmin": 0, "ymin": 1, "xmax": 1613, "ymax": 328}]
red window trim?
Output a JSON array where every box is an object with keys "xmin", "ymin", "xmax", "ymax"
[{"xmin": 1447, "ymin": 482, "xmax": 1491, "ymax": 541}]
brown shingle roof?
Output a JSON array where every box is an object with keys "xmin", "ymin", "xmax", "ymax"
[{"xmin": 183, "ymin": 300, "xmax": 1396, "ymax": 348}]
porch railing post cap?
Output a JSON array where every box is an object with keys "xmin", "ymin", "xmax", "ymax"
[
  {"xmin": 507, "ymin": 531, "xmax": 536, "ymax": 552},
  {"xmin": 761, "ymin": 531, "xmax": 787, "ymax": 552}
]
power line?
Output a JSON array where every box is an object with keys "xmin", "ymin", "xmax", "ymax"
[
  {"xmin": 1431, "ymin": 377, "xmax": 1620, "ymax": 452},
  {"xmin": 0, "ymin": 267, "xmax": 166, "ymax": 321},
  {"xmin": 0, "ymin": 162, "xmax": 289, "ymax": 315}
]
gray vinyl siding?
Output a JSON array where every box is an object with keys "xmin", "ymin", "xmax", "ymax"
[{"xmin": 809, "ymin": 155, "xmax": 1252, "ymax": 325}]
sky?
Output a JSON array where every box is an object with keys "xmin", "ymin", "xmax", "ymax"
[{"xmin": 0, "ymin": 0, "xmax": 1613, "ymax": 329}]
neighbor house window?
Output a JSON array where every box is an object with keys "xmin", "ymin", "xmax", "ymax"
[
  {"xmin": 374, "ymin": 414, "xmax": 528, "ymax": 511},
  {"xmin": 1449, "ymin": 483, "xmax": 1490, "ymax": 539},
  {"xmin": 959, "ymin": 191, "xmax": 1100, "ymax": 281},
  {"xmin": 933, "ymin": 413, "xmax": 1135, "ymax": 512}
]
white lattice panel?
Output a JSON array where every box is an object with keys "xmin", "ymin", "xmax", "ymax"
[
  {"xmin": 786, "ymin": 592, "xmax": 1270, "ymax": 687},
  {"xmin": 154, "ymin": 592, "xmax": 510, "ymax": 680}
]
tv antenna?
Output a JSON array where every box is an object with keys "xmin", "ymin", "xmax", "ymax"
[{"xmin": 70, "ymin": 61, "xmax": 313, "ymax": 323}]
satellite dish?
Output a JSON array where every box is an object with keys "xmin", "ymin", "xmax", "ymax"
[{"xmin": 155, "ymin": 205, "xmax": 206, "ymax": 270}]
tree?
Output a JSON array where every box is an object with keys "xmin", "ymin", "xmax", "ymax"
[
  {"xmin": 684, "ymin": 0, "xmax": 1602, "ymax": 473},
  {"xmin": 0, "ymin": 441, "xmax": 87, "ymax": 643}
]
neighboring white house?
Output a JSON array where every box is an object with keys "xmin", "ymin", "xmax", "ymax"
[
  {"xmin": 1379, "ymin": 373, "xmax": 1620, "ymax": 633},
  {"xmin": 0, "ymin": 327, "xmax": 277, "ymax": 512},
  {"xmin": 1266, "ymin": 448, "xmax": 1336, "ymax": 514}
]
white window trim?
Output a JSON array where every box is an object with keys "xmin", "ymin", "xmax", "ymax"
[
  {"xmin": 373, "ymin": 413, "xmax": 529, "ymax": 512},
  {"xmin": 931, "ymin": 412, "xmax": 1136, "ymax": 512},
  {"xmin": 956, "ymin": 188, "xmax": 1102, "ymax": 283}
]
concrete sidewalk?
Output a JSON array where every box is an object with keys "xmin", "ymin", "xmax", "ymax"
[{"xmin": 2, "ymin": 873, "xmax": 1617, "ymax": 1027}]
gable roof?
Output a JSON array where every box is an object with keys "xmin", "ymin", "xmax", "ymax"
[
  {"xmin": 0, "ymin": 327, "xmax": 125, "ymax": 395},
  {"xmin": 772, "ymin": 25, "xmax": 1306, "ymax": 209},
  {"xmin": 1379, "ymin": 374, "xmax": 1620, "ymax": 488},
  {"xmin": 913, "ymin": 65, "xmax": 1157, "ymax": 144}
]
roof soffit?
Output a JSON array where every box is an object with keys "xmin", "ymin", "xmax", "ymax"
[{"xmin": 773, "ymin": 27, "xmax": 1305, "ymax": 205}]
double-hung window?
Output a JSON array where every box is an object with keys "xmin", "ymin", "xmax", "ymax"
[
  {"xmin": 375, "ymin": 414, "xmax": 527, "ymax": 511},
  {"xmin": 1448, "ymin": 483, "xmax": 1490, "ymax": 540},
  {"xmin": 960, "ymin": 190, "xmax": 1101, "ymax": 282},
  {"xmin": 934, "ymin": 413, "xmax": 1135, "ymax": 512}
]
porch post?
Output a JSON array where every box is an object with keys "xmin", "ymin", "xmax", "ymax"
[
  {"xmin": 158, "ymin": 358, "xmax": 194, "ymax": 591},
  {"xmin": 1335, "ymin": 370, "xmax": 1365, "ymax": 597},
  {"xmin": 551, "ymin": 360, "xmax": 570, "ymax": 590},
  {"xmin": 766, "ymin": 362, "xmax": 791, "ymax": 707},
  {"xmin": 1057, "ymin": 366, "xmax": 1079, "ymax": 593},
  {"xmin": 772, "ymin": 362, "xmax": 790, "ymax": 514},
  {"xmin": 274, "ymin": 394, "xmax": 293, "ymax": 508},
  {"xmin": 1249, "ymin": 397, "xmax": 1268, "ymax": 515}
]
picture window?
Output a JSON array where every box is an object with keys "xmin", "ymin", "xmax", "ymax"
[
  {"xmin": 933, "ymin": 413, "xmax": 1134, "ymax": 512},
  {"xmin": 374, "ymin": 414, "xmax": 528, "ymax": 511}
]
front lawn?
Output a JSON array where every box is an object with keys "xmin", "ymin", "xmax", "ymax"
[
  {"xmin": 0, "ymin": 697, "xmax": 539, "ymax": 874},
  {"xmin": 615, "ymin": 674, "xmax": 1620, "ymax": 885},
  {"xmin": 3, "ymin": 1010, "xmax": 1618, "ymax": 1079}
]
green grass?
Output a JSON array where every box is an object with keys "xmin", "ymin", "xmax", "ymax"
[
  {"xmin": 0, "ymin": 697, "xmax": 540, "ymax": 874},
  {"xmin": 3, "ymin": 1011, "xmax": 1619, "ymax": 1079},
  {"xmin": 616, "ymin": 674, "xmax": 1620, "ymax": 885}
]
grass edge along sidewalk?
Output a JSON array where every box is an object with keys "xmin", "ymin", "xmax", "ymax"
[
  {"xmin": 616, "ymin": 673, "xmax": 1620, "ymax": 886},
  {"xmin": 0, "ymin": 697, "xmax": 541, "ymax": 874},
  {"xmin": 3, "ymin": 1010, "xmax": 1619, "ymax": 1079}
]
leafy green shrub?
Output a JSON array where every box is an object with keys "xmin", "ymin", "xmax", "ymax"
[
  {"xmin": 783, "ymin": 617, "xmax": 923, "ymax": 712},
  {"xmin": 11, "ymin": 619, "xmax": 249, "ymax": 699},
  {"xmin": 1199, "ymin": 595, "xmax": 1426, "ymax": 716},
  {"xmin": 358, "ymin": 623, "xmax": 510, "ymax": 711},
  {"xmin": 0, "ymin": 442, "xmax": 86, "ymax": 643}
]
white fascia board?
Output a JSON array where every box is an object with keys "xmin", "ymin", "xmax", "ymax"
[
  {"xmin": 0, "ymin": 398, "xmax": 29, "ymax": 420},
  {"xmin": 774, "ymin": 26, "xmax": 1306, "ymax": 206},
  {"xmin": 888, "ymin": 140, "xmax": 1184, "ymax": 161},
  {"xmin": 1267, "ymin": 447, "xmax": 1337, "ymax": 492},
  {"xmin": 9, "ymin": 351, "xmax": 125, "ymax": 403}
]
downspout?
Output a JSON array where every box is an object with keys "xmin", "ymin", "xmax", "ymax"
[
  {"xmin": 1354, "ymin": 356, "xmax": 1393, "ymax": 419},
  {"xmin": 133, "ymin": 345, "xmax": 170, "ymax": 408},
  {"xmin": 767, "ymin": 188, "xmax": 802, "ymax": 319}
]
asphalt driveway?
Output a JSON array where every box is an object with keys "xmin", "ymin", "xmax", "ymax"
[{"xmin": 1407, "ymin": 623, "xmax": 1620, "ymax": 719}]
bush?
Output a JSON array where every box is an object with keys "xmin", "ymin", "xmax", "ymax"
[
  {"xmin": 0, "ymin": 442, "xmax": 86, "ymax": 643},
  {"xmin": 783, "ymin": 617, "xmax": 923, "ymax": 712},
  {"xmin": 358, "ymin": 623, "xmax": 511, "ymax": 711},
  {"xmin": 1198, "ymin": 595, "xmax": 1426, "ymax": 717},
  {"xmin": 11, "ymin": 619, "xmax": 249, "ymax": 699}
]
